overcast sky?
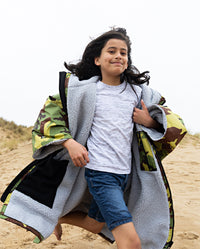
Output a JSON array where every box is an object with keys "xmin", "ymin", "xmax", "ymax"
[{"xmin": 0, "ymin": 0, "xmax": 199, "ymax": 134}]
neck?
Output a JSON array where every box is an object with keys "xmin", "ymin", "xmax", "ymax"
[{"xmin": 101, "ymin": 75, "xmax": 121, "ymax": 86}]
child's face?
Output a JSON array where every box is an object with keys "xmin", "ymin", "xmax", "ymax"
[{"xmin": 95, "ymin": 39, "xmax": 128, "ymax": 83}]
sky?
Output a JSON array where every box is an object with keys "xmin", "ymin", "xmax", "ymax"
[{"xmin": 0, "ymin": 0, "xmax": 199, "ymax": 134}]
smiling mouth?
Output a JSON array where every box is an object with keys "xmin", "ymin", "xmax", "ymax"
[{"xmin": 111, "ymin": 62, "xmax": 123, "ymax": 65}]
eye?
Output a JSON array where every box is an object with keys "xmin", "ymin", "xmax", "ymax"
[
  {"xmin": 108, "ymin": 50, "xmax": 115, "ymax": 54},
  {"xmin": 121, "ymin": 51, "xmax": 127, "ymax": 56}
]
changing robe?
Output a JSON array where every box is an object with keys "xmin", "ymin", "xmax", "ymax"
[{"xmin": 0, "ymin": 73, "xmax": 187, "ymax": 249}]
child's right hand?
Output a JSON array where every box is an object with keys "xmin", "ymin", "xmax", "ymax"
[{"xmin": 62, "ymin": 139, "xmax": 89, "ymax": 167}]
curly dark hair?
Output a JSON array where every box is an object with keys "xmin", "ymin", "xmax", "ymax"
[{"xmin": 64, "ymin": 27, "xmax": 150, "ymax": 85}]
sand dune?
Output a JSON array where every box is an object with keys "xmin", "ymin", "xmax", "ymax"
[{"xmin": 0, "ymin": 135, "xmax": 199, "ymax": 249}]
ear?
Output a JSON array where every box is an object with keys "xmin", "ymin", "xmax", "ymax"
[{"xmin": 94, "ymin": 57, "xmax": 101, "ymax": 66}]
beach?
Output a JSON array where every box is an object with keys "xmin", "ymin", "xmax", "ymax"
[{"xmin": 0, "ymin": 135, "xmax": 199, "ymax": 249}]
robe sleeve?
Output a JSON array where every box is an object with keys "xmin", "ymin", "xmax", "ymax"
[
  {"xmin": 136, "ymin": 95, "xmax": 187, "ymax": 171},
  {"xmin": 32, "ymin": 76, "xmax": 73, "ymax": 159},
  {"xmin": 151, "ymin": 105, "xmax": 187, "ymax": 160}
]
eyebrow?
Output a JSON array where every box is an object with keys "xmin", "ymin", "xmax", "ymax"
[{"xmin": 107, "ymin": 46, "xmax": 127, "ymax": 51}]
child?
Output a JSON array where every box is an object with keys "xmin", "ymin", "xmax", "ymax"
[
  {"xmin": 0, "ymin": 27, "xmax": 187, "ymax": 249},
  {"xmin": 54, "ymin": 28, "xmax": 162, "ymax": 249}
]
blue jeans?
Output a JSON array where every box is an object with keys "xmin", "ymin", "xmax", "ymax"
[{"xmin": 85, "ymin": 168, "xmax": 132, "ymax": 231}]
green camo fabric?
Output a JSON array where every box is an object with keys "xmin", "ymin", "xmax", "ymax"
[
  {"xmin": 32, "ymin": 73, "xmax": 72, "ymax": 154},
  {"xmin": 137, "ymin": 106, "xmax": 187, "ymax": 171}
]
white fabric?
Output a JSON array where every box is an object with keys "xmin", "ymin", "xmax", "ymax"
[{"xmin": 86, "ymin": 81, "xmax": 142, "ymax": 174}]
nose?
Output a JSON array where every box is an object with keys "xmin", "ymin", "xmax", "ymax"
[{"xmin": 115, "ymin": 51, "xmax": 122, "ymax": 59}]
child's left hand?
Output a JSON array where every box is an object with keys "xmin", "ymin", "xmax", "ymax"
[{"xmin": 133, "ymin": 100, "xmax": 159, "ymax": 129}]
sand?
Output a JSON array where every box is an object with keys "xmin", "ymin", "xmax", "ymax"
[{"xmin": 0, "ymin": 135, "xmax": 199, "ymax": 249}]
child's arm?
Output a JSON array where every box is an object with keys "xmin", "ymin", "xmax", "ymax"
[
  {"xmin": 133, "ymin": 100, "xmax": 162, "ymax": 130},
  {"xmin": 62, "ymin": 139, "xmax": 89, "ymax": 167}
]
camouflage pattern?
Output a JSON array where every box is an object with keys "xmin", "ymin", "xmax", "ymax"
[
  {"xmin": 32, "ymin": 73, "xmax": 72, "ymax": 154},
  {"xmin": 153, "ymin": 106, "xmax": 187, "ymax": 160},
  {"xmin": 137, "ymin": 131, "xmax": 157, "ymax": 171},
  {"xmin": 137, "ymin": 105, "xmax": 187, "ymax": 171},
  {"xmin": 136, "ymin": 104, "xmax": 187, "ymax": 248},
  {"xmin": 157, "ymin": 158, "xmax": 174, "ymax": 249}
]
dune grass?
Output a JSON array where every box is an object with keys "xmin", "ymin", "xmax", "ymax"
[
  {"xmin": 0, "ymin": 117, "xmax": 32, "ymax": 152},
  {"xmin": 0, "ymin": 117, "xmax": 199, "ymax": 152}
]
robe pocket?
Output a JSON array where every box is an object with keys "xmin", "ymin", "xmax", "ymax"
[{"xmin": 16, "ymin": 151, "xmax": 68, "ymax": 208}]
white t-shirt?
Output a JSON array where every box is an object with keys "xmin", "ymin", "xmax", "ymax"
[{"xmin": 85, "ymin": 81, "xmax": 142, "ymax": 174}]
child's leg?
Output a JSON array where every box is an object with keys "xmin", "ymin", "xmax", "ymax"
[
  {"xmin": 112, "ymin": 222, "xmax": 141, "ymax": 249},
  {"xmin": 85, "ymin": 169, "xmax": 141, "ymax": 249},
  {"xmin": 54, "ymin": 211, "xmax": 105, "ymax": 240}
]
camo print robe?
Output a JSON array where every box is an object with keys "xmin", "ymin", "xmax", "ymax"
[{"xmin": 0, "ymin": 73, "xmax": 187, "ymax": 249}]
